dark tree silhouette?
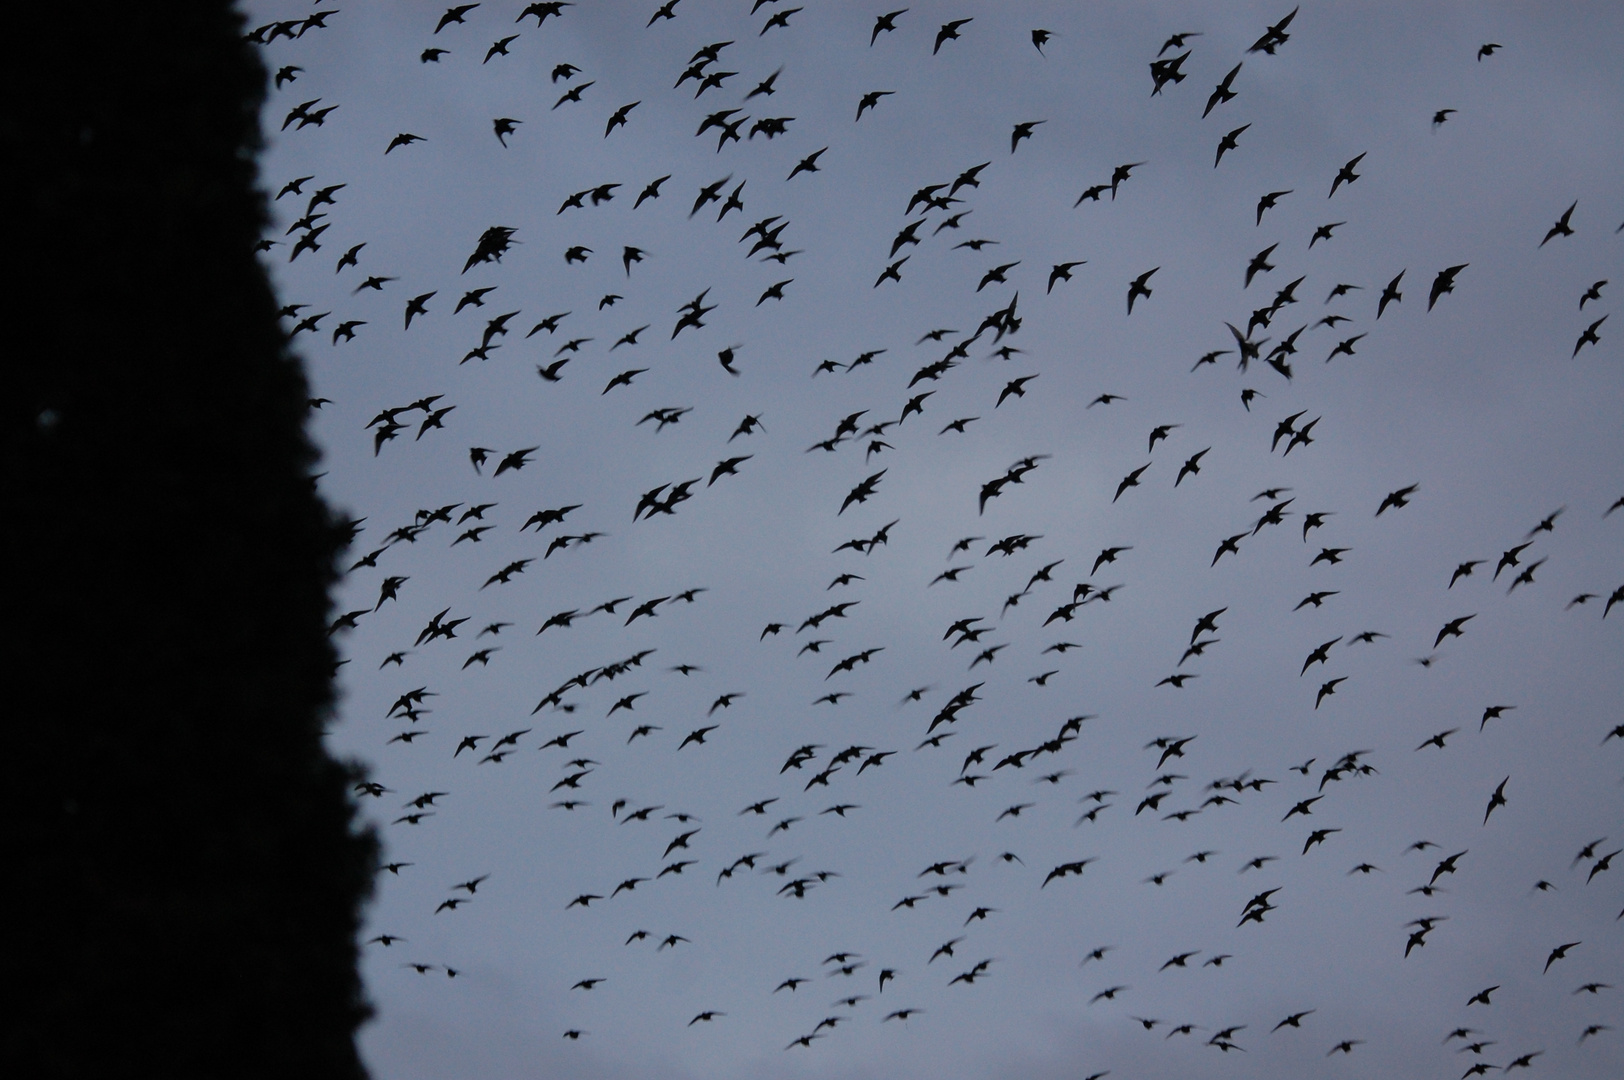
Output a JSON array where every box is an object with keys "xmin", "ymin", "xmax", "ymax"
[{"xmin": 5, "ymin": 5, "xmax": 375, "ymax": 1078}]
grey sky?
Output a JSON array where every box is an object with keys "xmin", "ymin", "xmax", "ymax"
[{"xmin": 248, "ymin": 2, "xmax": 1621, "ymax": 1077}]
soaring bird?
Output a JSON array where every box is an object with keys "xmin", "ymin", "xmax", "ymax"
[
  {"xmin": 1543, "ymin": 941, "xmax": 1580, "ymax": 972},
  {"xmin": 483, "ymin": 35, "xmax": 518, "ymax": 63},
  {"xmin": 1310, "ymin": 221, "xmax": 1344, "ymax": 248},
  {"xmin": 1483, "ymin": 777, "xmax": 1509, "ymax": 824},
  {"xmin": 1114, "ymin": 464, "xmax": 1151, "ymax": 502},
  {"xmin": 871, "ymin": 9, "xmax": 906, "ymax": 45},
  {"xmin": 1010, "ymin": 121, "xmax": 1045, "ymax": 153},
  {"xmin": 1428, "ymin": 264, "xmax": 1467, "ymax": 310},
  {"xmin": 435, "ymin": 5, "xmax": 479, "ymax": 33},
  {"xmin": 1573, "ymin": 315, "xmax": 1607, "ymax": 357},
  {"xmin": 1541, "ymin": 200, "xmax": 1577, "ymax": 246},
  {"xmin": 855, "ymin": 90, "xmax": 893, "ymax": 121},
  {"xmin": 1127, "ymin": 268, "xmax": 1159, "ymax": 314},
  {"xmin": 1110, "ymin": 161, "xmax": 1144, "ymax": 198},
  {"xmin": 1215, "ymin": 124, "xmax": 1250, "ymax": 167},
  {"xmin": 1329, "ymin": 152, "xmax": 1366, "ymax": 196},
  {"xmin": 934, "ymin": 18, "xmax": 972, "ymax": 54},
  {"xmin": 1204, "ymin": 62, "xmax": 1242, "ymax": 118},
  {"xmin": 1377, "ymin": 271, "xmax": 1405, "ymax": 317},
  {"xmin": 1246, "ymin": 244, "xmax": 1277, "ymax": 287},
  {"xmin": 1376, "ymin": 485, "xmax": 1419, "ymax": 515}
]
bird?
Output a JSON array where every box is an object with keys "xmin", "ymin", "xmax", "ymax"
[
  {"xmin": 632, "ymin": 174, "xmax": 670, "ymax": 209},
  {"xmin": 1074, "ymin": 183, "xmax": 1110, "ymax": 206},
  {"xmin": 483, "ymin": 35, "xmax": 518, "ymax": 63},
  {"xmin": 1204, "ymin": 62, "xmax": 1242, "ymax": 118},
  {"xmin": 1245, "ymin": 244, "xmax": 1277, "ymax": 288},
  {"xmin": 1249, "ymin": 6, "xmax": 1299, "ymax": 52},
  {"xmin": 1304, "ymin": 828, "xmax": 1341, "ymax": 852},
  {"xmin": 1114, "ymin": 464, "xmax": 1151, "ymax": 502},
  {"xmin": 996, "ymin": 375, "xmax": 1037, "ymax": 406},
  {"xmin": 1329, "ymin": 152, "xmax": 1366, "ymax": 196},
  {"xmin": 934, "ymin": 19, "xmax": 972, "ymax": 54},
  {"xmin": 1256, "ymin": 189, "xmax": 1292, "ymax": 224},
  {"xmin": 1417, "ymin": 729, "xmax": 1459, "ymax": 751},
  {"xmin": 1310, "ymin": 221, "xmax": 1345, "ymax": 248},
  {"xmin": 871, "ymin": 9, "xmax": 906, "ymax": 45},
  {"xmin": 1541, "ymin": 200, "xmax": 1577, "ymax": 246},
  {"xmin": 1127, "ymin": 268, "xmax": 1159, "ymax": 314},
  {"xmin": 1435, "ymin": 614, "xmax": 1476, "ymax": 647},
  {"xmin": 758, "ymin": 6, "xmax": 800, "ymax": 34},
  {"xmin": 1376, "ymin": 485, "xmax": 1419, "ymax": 515},
  {"xmin": 1047, "ymin": 261, "xmax": 1085, "ymax": 293},
  {"xmin": 1110, "ymin": 161, "xmax": 1143, "ymax": 198},
  {"xmin": 1543, "ymin": 941, "xmax": 1580, "ymax": 972},
  {"xmin": 1010, "ymin": 121, "xmax": 1045, "ymax": 153},
  {"xmin": 746, "ymin": 67, "xmax": 782, "ymax": 99},
  {"xmin": 1573, "ymin": 315, "xmax": 1607, "ymax": 357},
  {"xmin": 602, "ymin": 101, "xmax": 639, "ymax": 137},
  {"xmin": 1378, "ymin": 271, "xmax": 1405, "ymax": 317},
  {"xmin": 857, "ymin": 90, "xmax": 896, "ymax": 121},
  {"xmin": 1215, "ymin": 124, "xmax": 1250, "ymax": 167},
  {"xmin": 553, "ymin": 80, "xmax": 594, "ymax": 108},
  {"xmin": 1483, "ymin": 777, "xmax": 1509, "ymax": 824},
  {"xmin": 1274, "ymin": 1010, "xmax": 1315, "ymax": 1031},
  {"xmin": 1446, "ymin": 560, "xmax": 1485, "ymax": 588},
  {"xmin": 1429, "ymin": 265, "xmax": 1467, "ymax": 310}
]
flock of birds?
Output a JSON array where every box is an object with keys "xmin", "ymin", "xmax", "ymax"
[{"xmin": 251, "ymin": 4, "xmax": 1620, "ymax": 1077}]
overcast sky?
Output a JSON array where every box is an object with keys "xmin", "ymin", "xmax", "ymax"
[{"xmin": 247, "ymin": 3, "xmax": 1621, "ymax": 1077}]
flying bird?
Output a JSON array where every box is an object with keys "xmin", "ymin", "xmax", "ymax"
[
  {"xmin": 1114, "ymin": 464, "xmax": 1151, "ymax": 502},
  {"xmin": 1010, "ymin": 121, "xmax": 1045, "ymax": 153},
  {"xmin": 1127, "ymin": 268, "xmax": 1159, "ymax": 314},
  {"xmin": 1376, "ymin": 485, "xmax": 1419, "ymax": 515},
  {"xmin": 1215, "ymin": 124, "xmax": 1250, "ymax": 167},
  {"xmin": 1256, "ymin": 189, "xmax": 1292, "ymax": 224},
  {"xmin": 1204, "ymin": 62, "xmax": 1242, "ymax": 118},
  {"xmin": 1541, "ymin": 200, "xmax": 1577, "ymax": 246},
  {"xmin": 1428, "ymin": 265, "xmax": 1467, "ymax": 310},
  {"xmin": 871, "ymin": 9, "xmax": 906, "ymax": 45},
  {"xmin": 1573, "ymin": 315, "xmax": 1607, "ymax": 357},
  {"xmin": 1483, "ymin": 777, "xmax": 1509, "ymax": 824},
  {"xmin": 1329, "ymin": 152, "xmax": 1366, "ymax": 197},
  {"xmin": 934, "ymin": 19, "xmax": 972, "ymax": 54},
  {"xmin": 1434, "ymin": 614, "xmax": 1476, "ymax": 647}
]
